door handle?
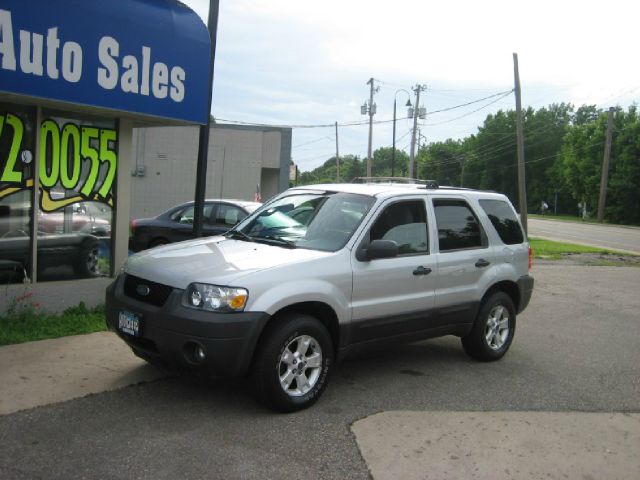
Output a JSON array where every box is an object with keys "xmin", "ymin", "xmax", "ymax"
[
  {"xmin": 475, "ymin": 258, "xmax": 491, "ymax": 268},
  {"xmin": 413, "ymin": 266, "xmax": 432, "ymax": 276}
]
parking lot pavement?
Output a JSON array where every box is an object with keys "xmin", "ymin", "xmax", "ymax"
[
  {"xmin": 0, "ymin": 263, "xmax": 638, "ymax": 479},
  {"xmin": 352, "ymin": 411, "xmax": 640, "ymax": 480}
]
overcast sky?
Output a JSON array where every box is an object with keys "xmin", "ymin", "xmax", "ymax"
[{"xmin": 182, "ymin": 0, "xmax": 640, "ymax": 172}]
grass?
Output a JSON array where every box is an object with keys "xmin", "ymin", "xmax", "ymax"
[
  {"xmin": 0, "ymin": 301, "xmax": 107, "ymax": 346},
  {"xmin": 529, "ymin": 237, "xmax": 627, "ymax": 260},
  {"xmin": 529, "ymin": 213, "xmax": 603, "ymax": 224}
]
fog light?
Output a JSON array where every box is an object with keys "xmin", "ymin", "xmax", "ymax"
[
  {"xmin": 183, "ymin": 342, "xmax": 206, "ymax": 365},
  {"xmin": 196, "ymin": 346, "xmax": 206, "ymax": 362}
]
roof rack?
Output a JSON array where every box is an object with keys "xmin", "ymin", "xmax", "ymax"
[{"xmin": 351, "ymin": 177, "xmax": 439, "ymax": 189}]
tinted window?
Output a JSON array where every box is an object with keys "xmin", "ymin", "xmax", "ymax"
[
  {"xmin": 213, "ymin": 204, "xmax": 247, "ymax": 227},
  {"xmin": 171, "ymin": 204, "xmax": 213, "ymax": 224},
  {"xmin": 479, "ymin": 199, "xmax": 524, "ymax": 245},
  {"xmin": 370, "ymin": 200, "xmax": 428, "ymax": 255},
  {"xmin": 434, "ymin": 199, "xmax": 484, "ymax": 251}
]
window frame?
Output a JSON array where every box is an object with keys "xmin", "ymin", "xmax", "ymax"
[
  {"xmin": 365, "ymin": 197, "xmax": 430, "ymax": 258},
  {"xmin": 431, "ymin": 197, "xmax": 488, "ymax": 253}
]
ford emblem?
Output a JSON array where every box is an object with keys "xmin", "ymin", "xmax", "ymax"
[{"xmin": 136, "ymin": 284, "xmax": 151, "ymax": 296}]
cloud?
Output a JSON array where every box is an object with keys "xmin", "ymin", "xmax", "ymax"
[{"xmin": 181, "ymin": 0, "xmax": 640, "ymax": 171}]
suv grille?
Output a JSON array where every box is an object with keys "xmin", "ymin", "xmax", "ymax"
[{"xmin": 123, "ymin": 274, "xmax": 173, "ymax": 307}]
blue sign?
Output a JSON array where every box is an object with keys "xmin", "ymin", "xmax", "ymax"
[{"xmin": 0, "ymin": 0, "xmax": 211, "ymax": 124}]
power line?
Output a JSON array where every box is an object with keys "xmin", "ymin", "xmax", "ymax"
[
  {"xmin": 423, "ymin": 91, "xmax": 514, "ymax": 127},
  {"xmin": 293, "ymin": 136, "xmax": 333, "ymax": 148},
  {"xmin": 215, "ymin": 90, "xmax": 514, "ymax": 130}
]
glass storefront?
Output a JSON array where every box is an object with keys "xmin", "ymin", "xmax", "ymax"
[{"xmin": 0, "ymin": 103, "xmax": 117, "ymax": 282}]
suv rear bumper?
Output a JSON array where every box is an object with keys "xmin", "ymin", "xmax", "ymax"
[
  {"xmin": 105, "ymin": 275, "xmax": 269, "ymax": 377},
  {"xmin": 517, "ymin": 274, "xmax": 534, "ymax": 313}
]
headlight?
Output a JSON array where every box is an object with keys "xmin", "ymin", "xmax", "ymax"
[{"xmin": 183, "ymin": 283, "xmax": 248, "ymax": 312}]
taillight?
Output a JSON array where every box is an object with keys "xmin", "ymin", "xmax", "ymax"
[
  {"xmin": 130, "ymin": 219, "xmax": 137, "ymax": 233},
  {"xmin": 528, "ymin": 245, "xmax": 533, "ymax": 270}
]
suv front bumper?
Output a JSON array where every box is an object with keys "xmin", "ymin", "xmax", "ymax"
[{"xmin": 105, "ymin": 275, "xmax": 269, "ymax": 377}]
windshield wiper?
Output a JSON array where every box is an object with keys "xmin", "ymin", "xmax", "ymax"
[
  {"xmin": 224, "ymin": 230, "xmax": 255, "ymax": 242},
  {"xmin": 254, "ymin": 235, "xmax": 297, "ymax": 249}
]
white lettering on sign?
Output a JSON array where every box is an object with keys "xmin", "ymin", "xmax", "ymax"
[
  {"xmin": 97, "ymin": 36, "xmax": 185, "ymax": 102},
  {"xmin": 0, "ymin": 9, "xmax": 186, "ymax": 103},
  {"xmin": 0, "ymin": 10, "xmax": 17, "ymax": 70}
]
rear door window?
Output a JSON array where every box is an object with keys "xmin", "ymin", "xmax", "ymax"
[
  {"xmin": 479, "ymin": 199, "xmax": 524, "ymax": 245},
  {"xmin": 433, "ymin": 199, "xmax": 486, "ymax": 251}
]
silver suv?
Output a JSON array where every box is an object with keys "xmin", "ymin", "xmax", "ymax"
[{"xmin": 106, "ymin": 180, "xmax": 534, "ymax": 412}]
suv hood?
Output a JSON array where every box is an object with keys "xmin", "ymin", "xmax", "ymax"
[{"xmin": 125, "ymin": 236, "xmax": 330, "ymax": 289}]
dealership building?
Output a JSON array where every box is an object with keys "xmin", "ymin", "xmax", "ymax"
[
  {"xmin": 130, "ymin": 123, "xmax": 291, "ymax": 220},
  {"xmin": 0, "ymin": 0, "xmax": 230, "ymax": 284}
]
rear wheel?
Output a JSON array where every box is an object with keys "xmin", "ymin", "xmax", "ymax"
[
  {"xmin": 461, "ymin": 291, "xmax": 516, "ymax": 361},
  {"xmin": 252, "ymin": 313, "xmax": 333, "ymax": 412}
]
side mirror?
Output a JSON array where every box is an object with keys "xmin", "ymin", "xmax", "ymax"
[{"xmin": 359, "ymin": 239, "xmax": 399, "ymax": 261}]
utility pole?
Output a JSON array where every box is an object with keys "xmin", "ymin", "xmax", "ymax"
[
  {"xmin": 409, "ymin": 84, "xmax": 426, "ymax": 179},
  {"xmin": 335, "ymin": 121, "xmax": 340, "ymax": 182},
  {"xmin": 597, "ymin": 107, "xmax": 615, "ymax": 222},
  {"xmin": 513, "ymin": 53, "xmax": 528, "ymax": 234},
  {"xmin": 362, "ymin": 78, "xmax": 378, "ymax": 177}
]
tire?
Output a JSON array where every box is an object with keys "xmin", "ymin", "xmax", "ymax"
[
  {"xmin": 461, "ymin": 291, "xmax": 516, "ymax": 361},
  {"xmin": 74, "ymin": 240, "xmax": 100, "ymax": 278},
  {"xmin": 252, "ymin": 314, "xmax": 333, "ymax": 413}
]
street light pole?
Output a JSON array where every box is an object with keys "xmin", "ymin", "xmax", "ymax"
[
  {"xmin": 392, "ymin": 98, "xmax": 397, "ymax": 178},
  {"xmin": 392, "ymin": 89, "xmax": 411, "ymax": 178}
]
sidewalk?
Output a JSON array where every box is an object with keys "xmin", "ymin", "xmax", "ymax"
[{"xmin": 0, "ymin": 331, "xmax": 167, "ymax": 415}]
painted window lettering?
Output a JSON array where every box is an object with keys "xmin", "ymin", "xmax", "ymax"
[{"xmin": 0, "ymin": 112, "xmax": 117, "ymax": 210}]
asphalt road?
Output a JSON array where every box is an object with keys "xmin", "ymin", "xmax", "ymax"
[
  {"xmin": 528, "ymin": 218, "xmax": 640, "ymax": 254},
  {"xmin": 1, "ymin": 263, "xmax": 639, "ymax": 479}
]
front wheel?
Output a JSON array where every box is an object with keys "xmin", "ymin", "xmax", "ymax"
[
  {"xmin": 74, "ymin": 240, "xmax": 100, "ymax": 278},
  {"xmin": 252, "ymin": 314, "xmax": 333, "ymax": 413},
  {"xmin": 461, "ymin": 291, "xmax": 516, "ymax": 361}
]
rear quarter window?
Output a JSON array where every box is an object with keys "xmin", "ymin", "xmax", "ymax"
[{"xmin": 479, "ymin": 199, "xmax": 524, "ymax": 245}]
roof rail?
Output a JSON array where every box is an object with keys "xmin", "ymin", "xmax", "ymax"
[{"xmin": 351, "ymin": 177, "xmax": 439, "ymax": 189}]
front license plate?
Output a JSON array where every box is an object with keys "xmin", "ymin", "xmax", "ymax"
[{"xmin": 118, "ymin": 310, "xmax": 142, "ymax": 337}]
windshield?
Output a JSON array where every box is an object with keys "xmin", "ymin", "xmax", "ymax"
[{"xmin": 233, "ymin": 192, "xmax": 374, "ymax": 251}]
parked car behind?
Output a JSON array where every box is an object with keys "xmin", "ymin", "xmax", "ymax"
[{"xmin": 129, "ymin": 199, "xmax": 261, "ymax": 252}]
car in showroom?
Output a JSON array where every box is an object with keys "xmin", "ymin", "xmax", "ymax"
[
  {"xmin": 106, "ymin": 180, "xmax": 534, "ymax": 412},
  {"xmin": 40, "ymin": 201, "xmax": 111, "ymax": 237},
  {"xmin": 129, "ymin": 199, "xmax": 261, "ymax": 252},
  {"xmin": 0, "ymin": 231, "xmax": 101, "ymax": 281}
]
